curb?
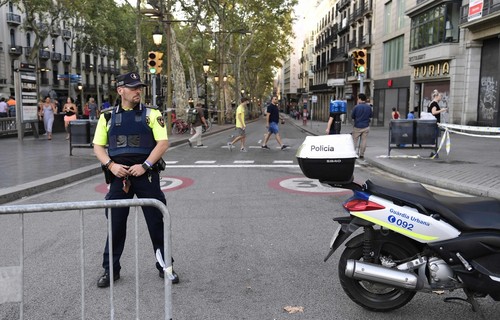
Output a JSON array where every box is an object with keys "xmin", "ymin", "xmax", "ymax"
[
  {"xmin": 287, "ymin": 119, "xmax": 500, "ymax": 200},
  {"xmin": 0, "ymin": 124, "xmax": 236, "ymax": 205}
]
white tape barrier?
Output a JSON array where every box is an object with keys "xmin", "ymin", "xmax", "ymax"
[{"xmin": 438, "ymin": 123, "xmax": 500, "ymax": 138}]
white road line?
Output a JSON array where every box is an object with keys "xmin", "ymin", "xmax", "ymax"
[
  {"xmin": 234, "ymin": 160, "xmax": 255, "ymax": 164},
  {"xmin": 273, "ymin": 160, "xmax": 294, "ymax": 164},
  {"xmin": 194, "ymin": 160, "xmax": 217, "ymax": 164},
  {"xmin": 165, "ymin": 164, "xmax": 300, "ymax": 168},
  {"xmin": 164, "ymin": 161, "xmax": 179, "ymax": 164}
]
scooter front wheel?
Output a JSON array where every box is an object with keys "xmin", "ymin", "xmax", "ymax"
[{"xmin": 338, "ymin": 233, "xmax": 419, "ymax": 312}]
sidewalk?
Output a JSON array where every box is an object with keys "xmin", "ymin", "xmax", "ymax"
[
  {"xmin": 1, "ymin": 116, "xmax": 499, "ymax": 204},
  {"xmin": 287, "ymin": 117, "xmax": 500, "ymax": 199},
  {"xmin": 0, "ymin": 122, "xmax": 234, "ymax": 204}
]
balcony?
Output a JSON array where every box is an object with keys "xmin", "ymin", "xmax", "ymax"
[
  {"xmin": 6, "ymin": 12, "xmax": 22, "ymax": 25},
  {"xmin": 39, "ymin": 50, "xmax": 50, "ymax": 60},
  {"xmin": 63, "ymin": 55, "xmax": 71, "ymax": 63},
  {"xmin": 338, "ymin": 0, "xmax": 350, "ymax": 11},
  {"xmin": 460, "ymin": 2, "xmax": 500, "ymax": 32},
  {"xmin": 24, "ymin": 47, "xmax": 32, "ymax": 57},
  {"xmin": 9, "ymin": 45, "xmax": 23, "ymax": 56},
  {"xmin": 362, "ymin": 33, "xmax": 372, "ymax": 47},
  {"xmin": 51, "ymin": 52, "xmax": 62, "ymax": 62},
  {"xmin": 62, "ymin": 29, "xmax": 71, "ymax": 39},
  {"xmin": 50, "ymin": 28, "xmax": 60, "ymax": 37}
]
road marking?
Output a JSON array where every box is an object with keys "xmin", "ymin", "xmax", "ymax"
[
  {"xmin": 234, "ymin": 160, "xmax": 255, "ymax": 164},
  {"xmin": 273, "ymin": 160, "xmax": 293, "ymax": 164},
  {"xmin": 195, "ymin": 160, "xmax": 217, "ymax": 164},
  {"xmin": 194, "ymin": 145, "xmax": 208, "ymax": 148},
  {"xmin": 269, "ymin": 176, "xmax": 352, "ymax": 196},
  {"xmin": 165, "ymin": 164, "xmax": 299, "ymax": 168},
  {"xmin": 164, "ymin": 161, "xmax": 178, "ymax": 164}
]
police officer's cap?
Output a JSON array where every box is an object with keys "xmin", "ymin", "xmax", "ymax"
[{"xmin": 116, "ymin": 72, "xmax": 147, "ymax": 88}]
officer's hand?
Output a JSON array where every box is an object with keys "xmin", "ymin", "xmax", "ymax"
[
  {"xmin": 110, "ymin": 163, "xmax": 130, "ymax": 178},
  {"xmin": 128, "ymin": 164, "xmax": 146, "ymax": 177}
]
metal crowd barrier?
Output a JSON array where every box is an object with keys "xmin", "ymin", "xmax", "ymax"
[{"xmin": 0, "ymin": 199, "xmax": 173, "ymax": 320}]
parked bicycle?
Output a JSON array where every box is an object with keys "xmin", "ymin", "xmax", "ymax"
[{"xmin": 171, "ymin": 119, "xmax": 190, "ymax": 134}]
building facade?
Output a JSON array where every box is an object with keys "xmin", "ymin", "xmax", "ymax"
[
  {"xmin": 1, "ymin": 2, "xmax": 121, "ymax": 110},
  {"xmin": 295, "ymin": 0, "xmax": 500, "ymax": 127}
]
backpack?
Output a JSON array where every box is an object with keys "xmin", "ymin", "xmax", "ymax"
[{"xmin": 187, "ymin": 108, "xmax": 199, "ymax": 124}]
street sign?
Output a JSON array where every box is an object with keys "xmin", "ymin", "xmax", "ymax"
[{"xmin": 312, "ymin": 95, "xmax": 317, "ymax": 103}]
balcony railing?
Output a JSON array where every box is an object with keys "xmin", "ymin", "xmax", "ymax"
[
  {"xmin": 62, "ymin": 29, "xmax": 72, "ymax": 39},
  {"xmin": 460, "ymin": 1, "xmax": 500, "ymax": 24},
  {"xmin": 39, "ymin": 50, "xmax": 50, "ymax": 60},
  {"xmin": 6, "ymin": 12, "xmax": 21, "ymax": 25},
  {"xmin": 51, "ymin": 52, "xmax": 62, "ymax": 62},
  {"xmin": 63, "ymin": 55, "xmax": 71, "ymax": 63},
  {"xmin": 9, "ymin": 45, "xmax": 23, "ymax": 55}
]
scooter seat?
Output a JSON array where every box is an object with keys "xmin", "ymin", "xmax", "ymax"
[{"xmin": 365, "ymin": 179, "xmax": 500, "ymax": 231}]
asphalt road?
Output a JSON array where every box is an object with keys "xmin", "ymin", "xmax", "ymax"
[{"xmin": 1, "ymin": 120, "xmax": 499, "ymax": 319}]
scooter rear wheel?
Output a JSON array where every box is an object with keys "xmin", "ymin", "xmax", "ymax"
[{"xmin": 338, "ymin": 233, "xmax": 420, "ymax": 312}]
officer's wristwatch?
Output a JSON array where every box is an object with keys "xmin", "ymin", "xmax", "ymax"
[{"xmin": 142, "ymin": 161, "xmax": 152, "ymax": 171}]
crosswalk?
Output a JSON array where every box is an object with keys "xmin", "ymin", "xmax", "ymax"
[{"xmin": 164, "ymin": 160, "xmax": 297, "ymax": 168}]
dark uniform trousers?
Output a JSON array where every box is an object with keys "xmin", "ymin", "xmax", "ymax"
[{"xmin": 103, "ymin": 170, "xmax": 166, "ymax": 273}]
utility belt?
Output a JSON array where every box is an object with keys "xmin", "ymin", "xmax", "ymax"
[{"xmin": 101, "ymin": 158, "xmax": 166, "ymax": 184}]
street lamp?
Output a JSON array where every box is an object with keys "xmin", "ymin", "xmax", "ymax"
[
  {"xmin": 152, "ymin": 26, "xmax": 163, "ymax": 46},
  {"xmin": 77, "ymin": 82, "xmax": 84, "ymax": 116},
  {"xmin": 203, "ymin": 60, "xmax": 210, "ymax": 111}
]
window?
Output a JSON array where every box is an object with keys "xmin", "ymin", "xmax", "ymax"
[
  {"xmin": 410, "ymin": 3, "xmax": 459, "ymax": 51},
  {"xmin": 396, "ymin": 0, "xmax": 406, "ymax": 29},
  {"xmin": 383, "ymin": 36, "xmax": 404, "ymax": 73},
  {"xmin": 384, "ymin": 1, "xmax": 393, "ymax": 34},
  {"xmin": 26, "ymin": 33, "xmax": 31, "ymax": 47}
]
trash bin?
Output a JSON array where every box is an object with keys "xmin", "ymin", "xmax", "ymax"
[
  {"xmin": 89, "ymin": 120, "xmax": 98, "ymax": 140},
  {"xmin": 70, "ymin": 120, "xmax": 90, "ymax": 144},
  {"xmin": 415, "ymin": 120, "xmax": 437, "ymax": 145},
  {"xmin": 390, "ymin": 120, "xmax": 414, "ymax": 145}
]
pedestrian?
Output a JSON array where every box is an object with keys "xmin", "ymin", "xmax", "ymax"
[
  {"xmin": 39, "ymin": 96, "xmax": 57, "ymax": 140},
  {"xmin": 325, "ymin": 113, "xmax": 342, "ymax": 134},
  {"xmin": 187, "ymin": 102, "xmax": 208, "ymax": 148},
  {"xmin": 407, "ymin": 111, "xmax": 415, "ymax": 119},
  {"xmin": 102, "ymin": 99, "xmax": 111, "ymax": 110},
  {"xmin": 0, "ymin": 97, "xmax": 8, "ymax": 117},
  {"xmin": 261, "ymin": 95, "xmax": 289, "ymax": 150},
  {"xmin": 88, "ymin": 97, "xmax": 100, "ymax": 120},
  {"xmin": 228, "ymin": 97, "xmax": 249, "ymax": 152},
  {"xmin": 351, "ymin": 93, "xmax": 373, "ymax": 159},
  {"xmin": 429, "ymin": 91, "xmax": 447, "ymax": 123},
  {"xmin": 63, "ymin": 97, "xmax": 78, "ymax": 140},
  {"xmin": 92, "ymin": 71, "xmax": 179, "ymax": 288},
  {"xmin": 391, "ymin": 107, "xmax": 400, "ymax": 119},
  {"xmin": 302, "ymin": 107, "xmax": 308, "ymax": 126},
  {"xmin": 7, "ymin": 96, "xmax": 16, "ymax": 110}
]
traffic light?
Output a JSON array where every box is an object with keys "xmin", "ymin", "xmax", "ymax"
[
  {"xmin": 357, "ymin": 49, "xmax": 367, "ymax": 74},
  {"xmin": 351, "ymin": 50, "xmax": 360, "ymax": 71},
  {"xmin": 351, "ymin": 49, "xmax": 367, "ymax": 74},
  {"xmin": 147, "ymin": 51, "xmax": 163, "ymax": 74}
]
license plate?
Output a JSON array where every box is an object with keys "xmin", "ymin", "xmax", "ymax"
[{"xmin": 329, "ymin": 225, "xmax": 342, "ymax": 248}]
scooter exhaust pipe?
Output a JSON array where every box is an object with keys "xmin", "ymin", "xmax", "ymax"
[{"xmin": 345, "ymin": 260, "xmax": 424, "ymax": 290}]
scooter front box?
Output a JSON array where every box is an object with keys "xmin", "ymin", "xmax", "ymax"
[{"xmin": 296, "ymin": 134, "xmax": 357, "ymax": 184}]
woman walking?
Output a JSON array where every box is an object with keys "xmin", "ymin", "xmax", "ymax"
[
  {"xmin": 63, "ymin": 97, "xmax": 78, "ymax": 140},
  {"xmin": 40, "ymin": 96, "xmax": 57, "ymax": 140}
]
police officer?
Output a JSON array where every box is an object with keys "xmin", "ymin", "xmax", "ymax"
[{"xmin": 93, "ymin": 72, "xmax": 179, "ymax": 288}]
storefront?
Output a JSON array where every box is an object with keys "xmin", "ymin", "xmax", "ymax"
[{"xmin": 373, "ymin": 76, "xmax": 411, "ymax": 127}]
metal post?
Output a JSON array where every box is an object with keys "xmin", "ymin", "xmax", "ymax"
[
  {"xmin": 204, "ymin": 73, "xmax": 208, "ymax": 109},
  {"xmin": 152, "ymin": 74, "xmax": 157, "ymax": 106},
  {"xmin": 359, "ymin": 73, "xmax": 365, "ymax": 94}
]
